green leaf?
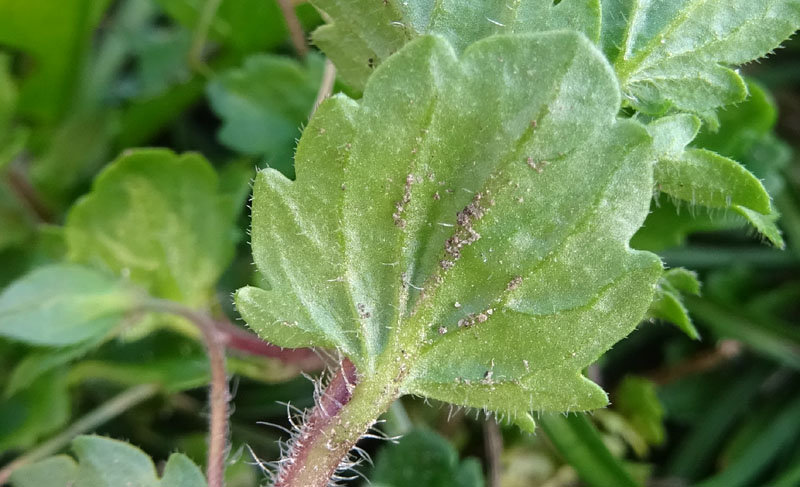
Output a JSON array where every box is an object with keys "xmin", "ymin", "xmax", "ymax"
[
  {"xmin": 311, "ymin": 0, "xmax": 601, "ymax": 89},
  {"xmin": 207, "ymin": 53, "xmax": 324, "ymax": 176},
  {"xmin": 370, "ymin": 429, "xmax": 484, "ymax": 487},
  {"xmin": 615, "ymin": 376, "xmax": 666, "ymax": 447},
  {"xmin": 647, "ymin": 267, "xmax": 701, "ymax": 339},
  {"xmin": 65, "ymin": 149, "xmax": 236, "ymax": 307},
  {"xmin": 5, "ymin": 334, "xmax": 108, "ymax": 397},
  {"xmin": 9, "ymin": 456, "xmax": 78, "ymax": 487},
  {"xmin": 159, "ymin": 453, "xmax": 209, "ymax": 487},
  {"xmin": 693, "ymin": 80, "xmax": 778, "ymax": 158},
  {"xmin": 605, "ymin": 0, "xmax": 800, "ymax": 114},
  {"xmin": 0, "ymin": 264, "xmax": 136, "ymax": 347},
  {"xmin": 236, "ymin": 33, "xmax": 661, "ymax": 419},
  {"xmin": 0, "ymin": 371, "xmax": 70, "ymax": 452},
  {"xmin": 51, "ymin": 435, "xmax": 209, "ymax": 487},
  {"xmin": 648, "ymin": 114, "xmax": 783, "ymax": 248}
]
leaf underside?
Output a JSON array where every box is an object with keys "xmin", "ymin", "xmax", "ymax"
[
  {"xmin": 236, "ymin": 32, "xmax": 662, "ymax": 417},
  {"xmin": 647, "ymin": 114, "xmax": 784, "ymax": 248}
]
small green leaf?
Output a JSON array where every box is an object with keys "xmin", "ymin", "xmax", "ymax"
[
  {"xmin": 65, "ymin": 149, "xmax": 236, "ymax": 307},
  {"xmin": 9, "ymin": 437, "xmax": 207, "ymax": 487},
  {"xmin": 311, "ymin": 0, "xmax": 601, "ymax": 89},
  {"xmin": 656, "ymin": 149, "xmax": 771, "ymax": 214},
  {"xmin": 237, "ymin": 33, "xmax": 662, "ymax": 418},
  {"xmin": 606, "ymin": 0, "xmax": 800, "ymax": 114},
  {"xmin": 370, "ymin": 429, "xmax": 484, "ymax": 487},
  {"xmin": 648, "ymin": 268, "xmax": 701, "ymax": 339},
  {"xmin": 9, "ymin": 456, "xmax": 78, "ymax": 487},
  {"xmin": 207, "ymin": 54, "xmax": 324, "ymax": 176},
  {"xmin": 159, "ymin": 453, "xmax": 208, "ymax": 487},
  {"xmin": 70, "ymin": 435, "xmax": 207, "ymax": 487},
  {"xmin": 615, "ymin": 376, "xmax": 666, "ymax": 447},
  {"xmin": 648, "ymin": 115, "xmax": 783, "ymax": 248},
  {"xmin": 0, "ymin": 264, "xmax": 136, "ymax": 347}
]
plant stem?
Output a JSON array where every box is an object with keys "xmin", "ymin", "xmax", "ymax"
[
  {"xmin": 483, "ymin": 418, "xmax": 503, "ymax": 487},
  {"xmin": 310, "ymin": 59, "xmax": 336, "ymax": 118},
  {"xmin": 213, "ymin": 318, "xmax": 323, "ymax": 370},
  {"xmin": 0, "ymin": 384, "xmax": 159, "ymax": 485},
  {"xmin": 6, "ymin": 165, "xmax": 54, "ymax": 224},
  {"xmin": 275, "ymin": 359, "xmax": 399, "ymax": 487},
  {"xmin": 144, "ymin": 299, "xmax": 229, "ymax": 487},
  {"xmin": 276, "ymin": 0, "xmax": 308, "ymax": 58},
  {"xmin": 189, "ymin": 0, "xmax": 223, "ymax": 76}
]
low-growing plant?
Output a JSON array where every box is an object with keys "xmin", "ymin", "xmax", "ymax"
[{"xmin": 0, "ymin": 1, "xmax": 799, "ymax": 487}]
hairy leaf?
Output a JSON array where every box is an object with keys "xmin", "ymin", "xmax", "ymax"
[
  {"xmin": 65, "ymin": 149, "xmax": 236, "ymax": 307},
  {"xmin": 10, "ymin": 435, "xmax": 207, "ymax": 487},
  {"xmin": 648, "ymin": 268, "xmax": 701, "ymax": 339},
  {"xmin": 0, "ymin": 264, "xmax": 136, "ymax": 346},
  {"xmin": 311, "ymin": 0, "xmax": 601, "ymax": 89},
  {"xmin": 603, "ymin": 0, "xmax": 800, "ymax": 114},
  {"xmin": 236, "ymin": 33, "xmax": 661, "ymax": 418},
  {"xmin": 207, "ymin": 53, "xmax": 324, "ymax": 176},
  {"xmin": 371, "ymin": 429, "xmax": 484, "ymax": 487},
  {"xmin": 648, "ymin": 114, "xmax": 783, "ymax": 248}
]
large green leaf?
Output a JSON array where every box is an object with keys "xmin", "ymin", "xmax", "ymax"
[
  {"xmin": 647, "ymin": 114, "xmax": 783, "ymax": 248},
  {"xmin": 0, "ymin": 264, "xmax": 136, "ymax": 347},
  {"xmin": 10, "ymin": 435, "xmax": 207, "ymax": 487},
  {"xmin": 65, "ymin": 149, "xmax": 236, "ymax": 307},
  {"xmin": 311, "ymin": 0, "xmax": 600, "ymax": 89},
  {"xmin": 236, "ymin": 33, "xmax": 661, "ymax": 418},
  {"xmin": 207, "ymin": 53, "xmax": 324, "ymax": 176},
  {"xmin": 603, "ymin": 0, "xmax": 800, "ymax": 115}
]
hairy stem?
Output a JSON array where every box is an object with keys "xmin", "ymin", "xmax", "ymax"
[
  {"xmin": 145, "ymin": 299, "xmax": 229, "ymax": 487},
  {"xmin": 276, "ymin": 359, "xmax": 399, "ymax": 487},
  {"xmin": 0, "ymin": 384, "xmax": 159, "ymax": 485}
]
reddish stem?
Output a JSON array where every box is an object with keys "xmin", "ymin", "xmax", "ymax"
[
  {"xmin": 214, "ymin": 319, "xmax": 323, "ymax": 370},
  {"xmin": 6, "ymin": 166, "xmax": 54, "ymax": 223},
  {"xmin": 215, "ymin": 320, "xmax": 324, "ymax": 371},
  {"xmin": 276, "ymin": 359, "xmax": 359, "ymax": 487}
]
